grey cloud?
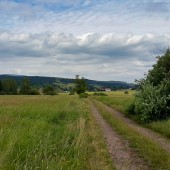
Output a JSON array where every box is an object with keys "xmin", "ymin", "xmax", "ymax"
[
  {"xmin": 0, "ymin": 32, "xmax": 169, "ymax": 62},
  {"xmin": 0, "ymin": 32, "xmax": 169, "ymax": 82}
]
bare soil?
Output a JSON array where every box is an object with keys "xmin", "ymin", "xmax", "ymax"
[{"xmin": 90, "ymin": 102, "xmax": 150, "ymax": 170}]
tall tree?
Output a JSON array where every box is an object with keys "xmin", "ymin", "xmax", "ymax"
[
  {"xmin": 0, "ymin": 80, "xmax": 3, "ymax": 94},
  {"xmin": 20, "ymin": 78, "xmax": 31, "ymax": 94},
  {"xmin": 146, "ymin": 49, "xmax": 170, "ymax": 85},
  {"xmin": 1, "ymin": 79, "xmax": 18, "ymax": 95},
  {"xmin": 74, "ymin": 75, "xmax": 87, "ymax": 94}
]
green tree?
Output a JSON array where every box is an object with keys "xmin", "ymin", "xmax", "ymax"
[
  {"xmin": 129, "ymin": 49, "xmax": 170, "ymax": 122},
  {"xmin": 1, "ymin": 79, "xmax": 18, "ymax": 95},
  {"xmin": 43, "ymin": 85, "xmax": 56, "ymax": 95},
  {"xmin": 0, "ymin": 80, "xmax": 3, "ymax": 94},
  {"xmin": 74, "ymin": 75, "xmax": 87, "ymax": 94},
  {"xmin": 146, "ymin": 49, "xmax": 170, "ymax": 85},
  {"xmin": 20, "ymin": 78, "xmax": 31, "ymax": 94}
]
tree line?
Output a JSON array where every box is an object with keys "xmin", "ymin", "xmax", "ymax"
[
  {"xmin": 0, "ymin": 75, "xmax": 88, "ymax": 96},
  {"xmin": 0, "ymin": 77, "xmax": 38, "ymax": 95},
  {"xmin": 0, "ymin": 77, "xmax": 58, "ymax": 95}
]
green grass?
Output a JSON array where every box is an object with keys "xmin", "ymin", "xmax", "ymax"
[
  {"xmin": 91, "ymin": 90, "xmax": 134, "ymax": 112},
  {"xmin": 91, "ymin": 90, "xmax": 170, "ymax": 139},
  {"xmin": 0, "ymin": 95, "xmax": 113, "ymax": 170},
  {"xmin": 94, "ymin": 100, "xmax": 170, "ymax": 170},
  {"xmin": 147, "ymin": 120, "xmax": 170, "ymax": 138}
]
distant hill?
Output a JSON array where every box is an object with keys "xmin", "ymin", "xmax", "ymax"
[{"xmin": 0, "ymin": 74, "xmax": 134, "ymax": 91}]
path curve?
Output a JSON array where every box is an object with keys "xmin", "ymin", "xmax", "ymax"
[
  {"xmin": 90, "ymin": 102, "xmax": 150, "ymax": 170},
  {"xmin": 98, "ymin": 101, "xmax": 170, "ymax": 153}
]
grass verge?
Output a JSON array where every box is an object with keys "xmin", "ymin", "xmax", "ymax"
[{"xmin": 147, "ymin": 119, "xmax": 170, "ymax": 139}]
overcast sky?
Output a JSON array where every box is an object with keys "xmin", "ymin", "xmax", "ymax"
[{"xmin": 0, "ymin": 0, "xmax": 170, "ymax": 82}]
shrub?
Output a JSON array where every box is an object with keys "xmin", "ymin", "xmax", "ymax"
[
  {"xmin": 124, "ymin": 91, "xmax": 129, "ymax": 94},
  {"xmin": 133, "ymin": 81, "xmax": 170, "ymax": 122},
  {"xmin": 43, "ymin": 85, "xmax": 56, "ymax": 95},
  {"xmin": 29, "ymin": 88, "xmax": 40, "ymax": 95},
  {"xmin": 69, "ymin": 91, "xmax": 75, "ymax": 95},
  {"xmin": 128, "ymin": 49, "xmax": 170, "ymax": 123},
  {"xmin": 79, "ymin": 93, "xmax": 89, "ymax": 98}
]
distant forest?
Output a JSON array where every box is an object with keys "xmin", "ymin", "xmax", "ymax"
[{"xmin": 0, "ymin": 74, "xmax": 134, "ymax": 94}]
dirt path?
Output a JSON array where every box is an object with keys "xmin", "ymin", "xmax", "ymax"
[
  {"xmin": 90, "ymin": 102, "xmax": 150, "ymax": 170},
  {"xmin": 97, "ymin": 101, "xmax": 170, "ymax": 153}
]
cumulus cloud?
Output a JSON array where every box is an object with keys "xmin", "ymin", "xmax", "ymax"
[{"xmin": 0, "ymin": 31, "xmax": 169, "ymax": 82}]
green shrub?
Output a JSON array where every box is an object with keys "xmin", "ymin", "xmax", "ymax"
[
  {"xmin": 128, "ymin": 49, "xmax": 170, "ymax": 123},
  {"xmin": 79, "ymin": 93, "xmax": 89, "ymax": 98},
  {"xmin": 69, "ymin": 91, "xmax": 75, "ymax": 95},
  {"xmin": 133, "ymin": 81, "xmax": 170, "ymax": 122},
  {"xmin": 124, "ymin": 91, "xmax": 129, "ymax": 94},
  {"xmin": 29, "ymin": 88, "xmax": 40, "ymax": 95},
  {"xmin": 43, "ymin": 85, "xmax": 56, "ymax": 95}
]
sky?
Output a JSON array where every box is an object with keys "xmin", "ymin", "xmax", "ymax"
[{"xmin": 0, "ymin": 0, "xmax": 170, "ymax": 82}]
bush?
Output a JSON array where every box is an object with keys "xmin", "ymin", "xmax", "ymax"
[
  {"xmin": 132, "ymin": 81, "xmax": 170, "ymax": 122},
  {"xmin": 29, "ymin": 88, "xmax": 40, "ymax": 95},
  {"xmin": 124, "ymin": 91, "xmax": 129, "ymax": 94},
  {"xmin": 79, "ymin": 93, "xmax": 89, "ymax": 98},
  {"xmin": 93, "ymin": 92, "xmax": 108, "ymax": 96},
  {"xmin": 43, "ymin": 85, "xmax": 56, "ymax": 95},
  {"xmin": 128, "ymin": 49, "xmax": 170, "ymax": 123},
  {"xmin": 69, "ymin": 91, "xmax": 75, "ymax": 95},
  {"xmin": 125, "ymin": 102, "xmax": 136, "ymax": 115}
]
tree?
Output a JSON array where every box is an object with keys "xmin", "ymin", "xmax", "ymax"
[
  {"xmin": 20, "ymin": 78, "xmax": 31, "ymax": 94},
  {"xmin": 0, "ymin": 80, "xmax": 3, "ymax": 94},
  {"xmin": 1, "ymin": 79, "xmax": 18, "ymax": 95},
  {"xmin": 146, "ymin": 49, "xmax": 170, "ymax": 85},
  {"xmin": 43, "ymin": 85, "xmax": 56, "ymax": 95},
  {"xmin": 74, "ymin": 75, "xmax": 87, "ymax": 94},
  {"xmin": 128, "ymin": 49, "xmax": 170, "ymax": 122}
]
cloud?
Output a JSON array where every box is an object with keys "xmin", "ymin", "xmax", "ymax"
[
  {"xmin": 1, "ymin": 0, "xmax": 170, "ymax": 35},
  {"xmin": 0, "ymin": 31, "xmax": 169, "ymax": 82},
  {"xmin": 0, "ymin": 0, "xmax": 170, "ymax": 82}
]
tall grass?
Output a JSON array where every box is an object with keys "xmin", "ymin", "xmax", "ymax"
[
  {"xmin": 0, "ymin": 95, "xmax": 113, "ymax": 169},
  {"xmin": 147, "ymin": 120, "xmax": 170, "ymax": 138}
]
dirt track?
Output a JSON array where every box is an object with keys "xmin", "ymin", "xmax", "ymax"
[
  {"xmin": 100, "ymin": 101, "xmax": 170, "ymax": 153},
  {"xmin": 90, "ymin": 102, "xmax": 150, "ymax": 170}
]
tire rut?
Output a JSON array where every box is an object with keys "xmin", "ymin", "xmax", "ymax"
[{"xmin": 90, "ymin": 102, "xmax": 150, "ymax": 170}]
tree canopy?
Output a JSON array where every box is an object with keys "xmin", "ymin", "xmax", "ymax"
[{"xmin": 74, "ymin": 75, "xmax": 87, "ymax": 95}]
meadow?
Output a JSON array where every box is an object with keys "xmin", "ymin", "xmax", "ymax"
[
  {"xmin": 91, "ymin": 90, "xmax": 170, "ymax": 138},
  {"xmin": 1, "ymin": 91, "xmax": 170, "ymax": 170},
  {"xmin": 0, "ymin": 95, "xmax": 113, "ymax": 170}
]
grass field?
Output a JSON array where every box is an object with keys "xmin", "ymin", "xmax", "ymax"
[
  {"xmin": 91, "ymin": 90, "xmax": 135, "ymax": 112},
  {"xmin": 0, "ymin": 95, "xmax": 113, "ymax": 170},
  {"xmin": 91, "ymin": 90, "xmax": 170, "ymax": 138}
]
